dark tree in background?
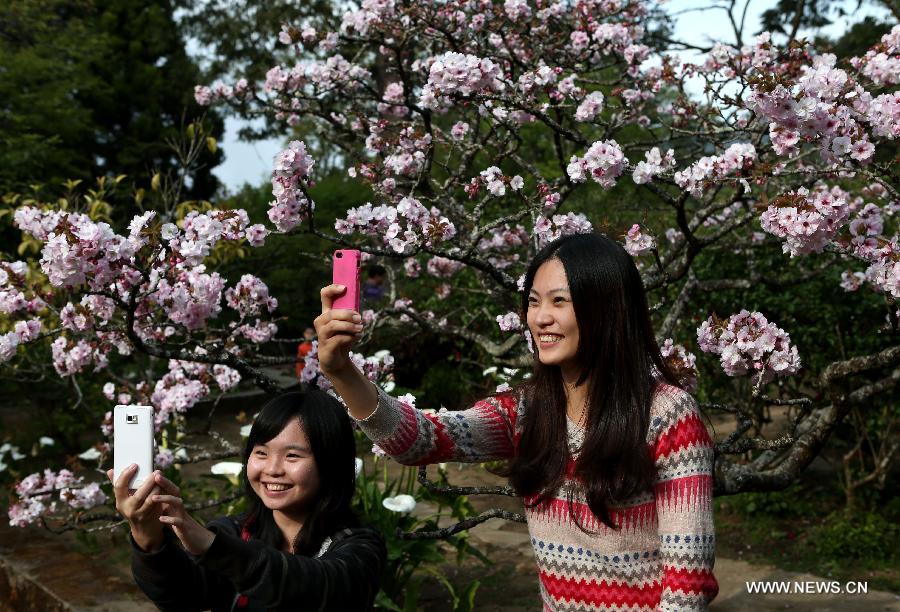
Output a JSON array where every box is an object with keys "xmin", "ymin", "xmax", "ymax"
[
  {"xmin": 0, "ymin": 0, "xmax": 223, "ymax": 198},
  {"xmin": 175, "ymin": 0, "xmax": 332, "ymax": 141}
]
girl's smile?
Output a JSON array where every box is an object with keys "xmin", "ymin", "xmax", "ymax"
[{"xmin": 246, "ymin": 420, "xmax": 320, "ymax": 523}]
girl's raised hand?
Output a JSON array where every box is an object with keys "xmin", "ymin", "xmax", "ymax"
[
  {"xmin": 150, "ymin": 472, "xmax": 215, "ymax": 556},
  {"xmin": 107, "ymin": 466, "xmax": 164, "ymax": 552},
  {"xmin": 314, "ymin": 284, "xmax": 363, "ymax": 376}
]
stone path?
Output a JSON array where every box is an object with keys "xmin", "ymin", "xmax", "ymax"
[{"xmin": 0, "ymin": 519, "xmax": 153, "ymax": 611}]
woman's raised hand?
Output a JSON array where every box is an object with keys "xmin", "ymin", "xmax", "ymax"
[
  {"xmin": 314, "ymin": 283, "xmax": 378, "ymax": 420},
  {"xmin": 314, "ymin": 284, "xmax": 363, "ymax": 377},
  {"xmin": 150, "ymin": 472, "xmax": 215, "ymax": 557},
  {"xmin": 107, "ymin": 465, "xmax": 164, "ymax": 552}
]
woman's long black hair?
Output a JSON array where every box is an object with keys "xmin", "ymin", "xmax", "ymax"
[
  {"xmin": 241, "ymin": 390, "xmax": 358, "ymax": 555},
  {"xmin": 507, "ymin": 232, "xmax": 680, "ymax": 530}
]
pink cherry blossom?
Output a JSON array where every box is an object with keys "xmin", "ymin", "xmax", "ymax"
[
  {"xmin": 623, "ymin": 224, "xmax": 655, "ymax": 256},
  {"xmin": 574, "ymin": 91, "xmax": 605, "ymax": 122},
  {"xmin": 496, "ymin": 312, "xmax": 522, "ymax": 331},
  {"xmin": 697, "ymin": 311, "xmax": 801, "ymax": 383},
  {"xmin": 566, "ymin": 140, "xmax": 626, "ymax": 188}
]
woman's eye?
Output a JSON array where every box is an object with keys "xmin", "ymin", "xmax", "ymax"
[
  {"xmin": 287, "ymin": 454, "xmax": 300, "ymax": 459},
  {"xmin": 254, "ymin": 450, "xmax": 266, "ymax": 457},
  {"xmin": 554, "ymin": 297, "xmax": 566, "ymax": 303}
]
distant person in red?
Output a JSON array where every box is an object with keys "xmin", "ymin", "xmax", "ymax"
[
  {"xmin": 296, "ymin": 327, "xmax": 316, "ymax": 378},
  {"xmin": 361, "ymin": 265, "xmax": 386, "ymax": 303}
]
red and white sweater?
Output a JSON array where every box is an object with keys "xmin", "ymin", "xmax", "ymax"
[{"xmin": 356, "ymin": 383, "xmax": 718, "ymax": 611}]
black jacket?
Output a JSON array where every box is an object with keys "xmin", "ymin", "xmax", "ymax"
[{"xmin": 130, "ymin": 516, "xmax": 386, "ymax": 611}]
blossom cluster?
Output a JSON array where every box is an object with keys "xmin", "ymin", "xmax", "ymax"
[
  {"xmin": 269, "ymin": 140, "xmax": 316, "ymax": 232},
  {"xmin": 632, "ymin": 148, "xmax": 676, "ymax": 185},
  {"xmin": 749, "ymin": 53, "xmax": 880, "ymax": 163},
  {"xmin": 193, "ymin": 79, "xmax": 249, "ymax": 106},
  {"xmin": 697, "ymin": 310, "xmax": 801, "ymax": 383},
  {"xmin": 533, "ymin": 213, "xmax": 593, "ymax": 248},
  {"xmin": 0, "ymin": 318, "xmax": 41, "ymax": 363},
  {"xmin": 362, "ymin": 124, "xmax": 431, "ymax": 178},
  {"xmin": 419, "ymin": 52, "xmax": 506, "ymax": 110},
  {"xmin": 851, "ymin": 25, "xmax": 900, "ymax": 87},
  {"xmin": 8, "ymin": 469, "xmax": 107, "ymax": 527},
  {"xmin": 299, "ymin": 341, "xmax": 394, "ymax": 395},
  {"xmin": 15, "ymin": 207, "xmax": 148, "ymax": 290},
  {"xmin": 496, "ymin": 312, "xmax": 522, "ymax": 331},
  {"xmin": 479, "ymin": 166, "xmax": 524, "ymax": 197},
  {"xmin": 574, "ymin": 91, "xmax": 605, "ymax": 121},
  {"xmin": 623, "ymin": 224, "xmax": 655, "ymax": 256},
  {"xmin": 566, "ymin": 140, "xmax": 626, "ymax": 188},
  {"xmin": 164, "ymin": 208, "xmax": 263, "ymax": 266},
  {"xmin": 759, "ymin": 186, "xmax": 851, "ymax": 256},
  {"xmin": 660, "ymin": 339, "xmax": 698, "ymax": 392},
  {"xmin": 673, "ymin": 143, "xmax": 756, "ymax": 197},
  {"xmin": 0, "ymin": 261, "xmax": 46, "ymax": 316},
  {"xmin": 149, "ymin": 357, "xmax": 242, "ymax": 430},
  {"xmin": 335, "ymin": 197, "xmax": 456, "ymax": 254},
  {"xmin": 224, "ymin": 274, "xmax": 278, "ymax": 318},
  {"xmin": 152, "ymin": 267, "xmax": 226, "ymax": 331}
]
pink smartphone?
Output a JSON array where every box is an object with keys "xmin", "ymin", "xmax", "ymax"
[{"xmin": 332, "ymin": 249, "xmax": 361, "ymax": 312}]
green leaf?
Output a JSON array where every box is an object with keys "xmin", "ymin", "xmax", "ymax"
[{"xmin": 374, "ymin": 591, "xmax": 402, "ymax": 611}]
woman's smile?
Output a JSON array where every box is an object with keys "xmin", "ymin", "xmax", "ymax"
[{"xmin": 527, "ymin": 258, "xmax": 580, "ymax": 375}]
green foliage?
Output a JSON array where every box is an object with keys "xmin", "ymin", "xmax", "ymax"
[
  {"xmin": 811, "ymin": 511, "xmax": 899, "ymax": 562},
  {"xmin": 716, "ymin": 475, "xmax": 899, "ymax": 590},
  {"xmin": 353, "ymin": 441, "xmax": 485, "ymax": 611},
  {"xmin": 724, "ymin": 485, "xmax": 822, "ymax": 518},
  {"xmin": 0, "ymin": 0, "xmax": 223, "ymax": 198}
]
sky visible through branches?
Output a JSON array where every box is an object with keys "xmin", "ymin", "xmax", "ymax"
[{"xmin": 206, "ymin": 0, "xmax": 891, "ymax": 192}]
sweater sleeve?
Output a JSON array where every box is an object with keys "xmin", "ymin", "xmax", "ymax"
[
  {"xmin": 196, "ymin": 524, "xmax": 386, "ymax": 611},
  {"xmin": 650, "ymin": 386, "xmax": 719, "ymax": 611},
  {"xmin": 129, "ymin": 521, "xmax": 235, "ymax": 611},
  {"xmin": 353, "ymin": 385, "xmax": 520, "ymax": 465}
]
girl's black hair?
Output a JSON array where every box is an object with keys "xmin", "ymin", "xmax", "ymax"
[
  {"xmin": 507, "ymin": 232, "xmax": 680, "ymax": 530},
  {"xmin": 242, "ymin": 390, "xmax": 358, "ymax": 555}
]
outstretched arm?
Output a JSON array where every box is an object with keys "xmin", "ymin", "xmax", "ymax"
[
  {"xmin": 356, "ymin": 386, "xmax": 519, "ymax": 465},
  {"xmin": 315, "ymin": 283, "xmax": 520, "ymax": 464}
]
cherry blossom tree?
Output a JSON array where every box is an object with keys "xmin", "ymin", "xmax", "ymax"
[{"xmin": 3, "ymin": 0, "xmax": 899, "ymax": 532}]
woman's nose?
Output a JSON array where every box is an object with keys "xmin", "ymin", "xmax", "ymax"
[
  {"xmin": 265, "ymin": 457, "xmax": 285, "ymax": 475},
  {"xmin": 535, "ymin": 307, "xmax": 554, "ymax": 326}
]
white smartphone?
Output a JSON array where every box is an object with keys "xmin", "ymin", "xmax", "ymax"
[{"xmin": 113, "ymin": 405, "xmax": 154, "ymax": 489}]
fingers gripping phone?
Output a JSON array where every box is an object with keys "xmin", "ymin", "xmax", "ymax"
[
  {"xmin": 332, "ymin": 249, "xmax": 361, "ymax": 312},
  {"xmin": 113, "ymin": 405, "xmax": 154, "ymax": 489}
]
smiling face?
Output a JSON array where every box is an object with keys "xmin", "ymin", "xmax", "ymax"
[
  {"xmin": 246, "ymin": 419, "xmax": 320, "ymax": 524},
  {"xmin": 527, "ymin": 258, "xmax": 580, "ymax": 377}
]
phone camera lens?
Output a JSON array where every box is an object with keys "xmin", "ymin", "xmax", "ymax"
[{"xmin": 335, "ymin": 252, "xmax": 343, "ymax": 258}]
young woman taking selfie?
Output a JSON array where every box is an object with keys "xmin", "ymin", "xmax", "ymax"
[
  {"xmin": 109, "ymin": 390, "xmax": 386, "ymax": 611},
  {"xmin": 316, "ymin": 232, "xmax": 718, "ymax": 611}
]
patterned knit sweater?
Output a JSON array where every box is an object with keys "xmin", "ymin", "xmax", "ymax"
[{"xmin": 356, "ymin": 383, "xmax": 718, "ymax": 611}]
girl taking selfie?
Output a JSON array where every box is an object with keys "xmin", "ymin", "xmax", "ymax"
[
  {"xmin": 316, "ymin": 232, "xmax": 718, "ymax": 611},
  {"xmin": 109, "ymin": 390, "xmax": 386, "ymax": 611}
]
